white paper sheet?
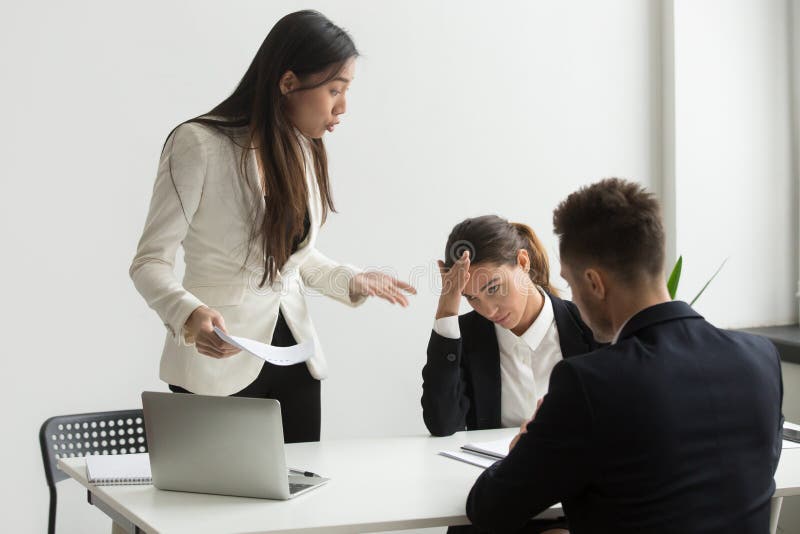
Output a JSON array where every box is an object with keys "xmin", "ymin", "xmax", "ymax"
[{"xmin": 213, "ymin": 327, "xmax": 314, "ymax": 366}]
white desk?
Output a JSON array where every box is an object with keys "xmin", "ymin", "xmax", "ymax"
[
  {"xmin": 58, "ymin": 428, "xmax": 800, "ymax": 534},
  {"xmin": 59, "ymin": 428, "xmax": 545, "ymax": 533}
]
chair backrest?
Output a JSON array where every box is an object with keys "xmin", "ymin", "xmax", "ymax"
[{"xmin": 40, "ymin": 409, "xmax": 147, "ymax": 487}]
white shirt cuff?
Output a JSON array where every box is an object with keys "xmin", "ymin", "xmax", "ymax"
[{"xmin": 433, "ymin": 316, "xmax": 461, "ymax": 339}]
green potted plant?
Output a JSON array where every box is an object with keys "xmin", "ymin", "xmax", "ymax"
[{"xmin": 667, "ymin": 256, "xmax": 728, "ymax": 304}]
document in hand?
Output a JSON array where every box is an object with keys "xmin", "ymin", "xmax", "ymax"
[
  {"xmin": 440, "ymin": 435, "xmax": 514, "ymax": 469},
  {"xmin": 213, "ymin": 327, "xmax": 314, "ymax": 366}
]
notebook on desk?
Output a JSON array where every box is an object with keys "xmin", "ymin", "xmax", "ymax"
[
  {"xmin": 85, "ymin": 453, "xmax": 152, "ymax": 486},
  {"xmin": 142, "ymin": 392, "xmax": 329, "ymax": 500}
]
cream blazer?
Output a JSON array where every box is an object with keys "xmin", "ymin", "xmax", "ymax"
[{"xmin": 130, "ymin": 122, "xmax": 364, "ymax": 395}]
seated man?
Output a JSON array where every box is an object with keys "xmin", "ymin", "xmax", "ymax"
[{"xmin": 466, "ymin": 178, "xmax": 783, "ymax": 534}]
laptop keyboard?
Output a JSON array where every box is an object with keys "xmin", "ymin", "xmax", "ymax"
[{"xmin": 289, "ymin": 482, "xmax": 314, "ymax": 493}]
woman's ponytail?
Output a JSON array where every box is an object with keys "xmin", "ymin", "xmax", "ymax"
[{"xmin": 511, "ymin": 222, "xmax": 558, "ymax": 297}]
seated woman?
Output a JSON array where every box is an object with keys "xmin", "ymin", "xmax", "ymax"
[
  {"xmin": 423, "ymin": 214, "xmax": 599, "ymax": 435},
  {"xmin": 422, "ymin": 215, "xmax": 599, "ymax": 533}
]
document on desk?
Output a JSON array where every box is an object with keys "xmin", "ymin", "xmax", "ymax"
[
  {"xmin": 444, "ymin": 422, "xmax": 800, "ymax": 468},
  {"xmin": 213, "ymin": 327, "xmax": 314, "ymax": 366},
  {"xmin": 439, "ymin": 450, "xmax": 498, "ymax": 469},
  {"xmin": 783, "ymin": 421, "xmax": 800, "ymax": 449},
  {"xmin": 461, "ymin": 437, "xmax": 513, "ymax": 460},
  {"xmin": 440, "ymin": 436, "xmax": 514, "ymax": 468}
]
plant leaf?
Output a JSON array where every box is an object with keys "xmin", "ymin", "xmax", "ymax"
[
  {"xmin": 690, "ymin": 257, "xmax": 729, "ymax": 306},
  {"xmin": 667, "ymin": 256, "xmax": 682, "ymax": 300}
]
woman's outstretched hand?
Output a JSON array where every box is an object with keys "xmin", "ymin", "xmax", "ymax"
[{"xmin": 350, "ymin": 271, "xmax": 417, "ymax": 307}]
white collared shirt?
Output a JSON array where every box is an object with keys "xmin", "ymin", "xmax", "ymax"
[{"xmin": 433, "ymin": 289, "xmax": 563, "ymax": 428}]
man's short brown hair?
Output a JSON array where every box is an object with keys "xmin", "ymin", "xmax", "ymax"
[{"xmin": 552, "ymin": 178, "xmax": 665, "ymax": 282}]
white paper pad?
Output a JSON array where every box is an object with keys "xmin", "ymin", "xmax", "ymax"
[
  {"xmin": 439, "ymin": 450, "xmax": 498, "ymax": 469},
  {"xmin": 213, "ymin": 327, "xmax": 314, "ymax": 366}
]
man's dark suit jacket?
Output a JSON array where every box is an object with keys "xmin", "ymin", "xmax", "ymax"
[
  {"xmin": 422, "ymin": 292, "xmax": 598, "ymax": 437},
  {"xmin": 467, "ymin": 301, "xmax": 784, "ymax": 534}
]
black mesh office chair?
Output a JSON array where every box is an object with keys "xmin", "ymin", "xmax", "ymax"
[{"xmin": 39, "ymin": 410, "xmax": 147, "ymax": 534}]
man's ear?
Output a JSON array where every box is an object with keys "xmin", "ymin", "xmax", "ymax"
[
  {"xmin": 279, "ymin": 70, "xmax": 298, "ymax": 95},
  {"xmin": 584, "ymin": 268, "xmax": 607, "ymax": 300}
]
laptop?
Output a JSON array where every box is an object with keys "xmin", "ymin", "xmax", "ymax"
[{"xmin": 141, "ymin": 391, "xmax": 329, "ymax": 499}]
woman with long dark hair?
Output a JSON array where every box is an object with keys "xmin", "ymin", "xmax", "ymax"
[
  {"xmin": 131, "ymin": 10, "xmax": 414, "ymax": 443},
  {"xmin": 422, "ymin": 215, "xmax": 600, "ymax": 533}
]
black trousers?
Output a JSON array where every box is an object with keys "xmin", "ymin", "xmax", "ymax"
[{"xmin": 169, "ymin": 310, "xmax": 321, "ymax": 444}]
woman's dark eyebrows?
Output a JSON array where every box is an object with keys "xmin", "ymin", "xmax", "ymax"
[
  {"xmin": 480, "ymin": 276, "xmax": 501, "ymax": 291},
  {"xmin": 462, "ymin": 276, "xmax": 501, "ymax": 297}
]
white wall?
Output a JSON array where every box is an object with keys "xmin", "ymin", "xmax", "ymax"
[
  {"xmin": 3, "ymin": 1, "xmax": 794, "ymax": 533},
  {"xmin": 667, "ymin": 0, "xmax": 796, "ymax": 327},
  {"xmin": 793, "ymin": 0, "xmax": 800, "ymax": 322}
]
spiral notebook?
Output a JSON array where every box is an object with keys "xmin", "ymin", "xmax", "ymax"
[{"xmin": 85, "ymin": 453, "xmax": 152, "ymax": 485}]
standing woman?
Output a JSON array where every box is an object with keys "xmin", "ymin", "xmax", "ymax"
[{"xmin": 131, "ymin": 10, "xmax": 415, "ymax": 443}]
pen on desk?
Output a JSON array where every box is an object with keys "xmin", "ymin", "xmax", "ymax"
[{"xmin": 289, "ymin": 468, "xmax": 320, "ymax": 478}]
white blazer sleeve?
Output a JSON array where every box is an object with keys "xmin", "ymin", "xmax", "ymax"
[
  {"xmin": 129, "ymin": 124, "xmax": 207, "ymax": 341},
  {"xmin": 299, "ymin": 247, "xmax": 367, "ymax": 307}
]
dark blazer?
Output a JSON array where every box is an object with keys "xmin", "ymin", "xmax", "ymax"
[
  {"xmin": 421, "ymin": 292, "xmax": 598, "ymax": 437},
  {"xmin": 467, "ymin": 301, "xmax": 784, "ymax": 534}
]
